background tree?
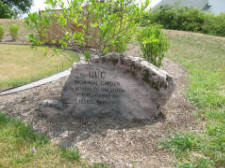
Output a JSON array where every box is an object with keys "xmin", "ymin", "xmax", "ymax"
[
  {"xmin": 0, "ymin": 1, "xmax": 15, "ymax": 18},
  {"xmin": 1, "ymin": 0, "xmax": 32, "ymax": 16}
]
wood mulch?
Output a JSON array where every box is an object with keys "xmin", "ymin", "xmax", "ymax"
[{"xmin": 0, "ymin": 45, "xmax": 195, "ymax": 168}]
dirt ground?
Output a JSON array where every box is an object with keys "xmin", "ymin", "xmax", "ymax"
[{"xmin": 0, "ymin": 46, "xmax": 195, "ymax": 168}]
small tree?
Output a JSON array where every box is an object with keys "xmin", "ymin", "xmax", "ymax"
[{"xmin": 26, "ymin": 0, "xmax": 150, "ymax": 57}]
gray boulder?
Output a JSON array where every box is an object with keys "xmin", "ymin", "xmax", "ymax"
[{"xmin": 61, "ymin": 53, "xmax": 175, "ymax": 120}]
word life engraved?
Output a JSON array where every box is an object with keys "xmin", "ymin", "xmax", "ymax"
[{"xmin": 72, "ymin": 70, "xmax": 125, "ymax": 105}]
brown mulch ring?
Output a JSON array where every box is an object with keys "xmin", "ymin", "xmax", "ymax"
[{"xmin": 0, "ymin": 47, "xmax": 195, "ymax": 168}]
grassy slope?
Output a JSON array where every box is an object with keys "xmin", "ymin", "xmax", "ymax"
[
  {"xmin": 163, "ymin": 30, "xmax": 225, "ymax": 167},
  {"xmin": 0, "ymin": 45, "xmax": 79, "ymax": 90},
  {"xmin": 0, "ymin": 112, "xmax": 106, "ymax": 168},
  {"xmin": 0, "ymin": 112, "xmax": 81, "ymax": 168}
]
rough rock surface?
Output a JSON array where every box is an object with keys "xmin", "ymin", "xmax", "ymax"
[{"xmin": 61, "ymin": 53, "xmax": 175, "ymax": 120}]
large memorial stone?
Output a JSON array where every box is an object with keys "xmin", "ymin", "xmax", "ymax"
[{"xmin": 62, "ymin": 53, "xmax": 175, "ymax": 120}]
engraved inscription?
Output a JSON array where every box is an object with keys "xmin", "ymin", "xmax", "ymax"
[
  {"xmin": 89, "ymin": 70, "xmax": 106, "ymax": 79},
  {"xmin": 72, "ymin": 71, "xmax": 124, "ymax": 105}
]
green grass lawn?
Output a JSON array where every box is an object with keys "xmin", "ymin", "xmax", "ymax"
[
  {"xmin": 0, "ymin": 44, "xmax": 79, "ymax": 90},
  {"xmin": 0, "ymin": 112, "xmax": 106, "ymax": 168},
  {"xmin": 162, "ymin": 30, "xmax": 225, "ymax": 168}
]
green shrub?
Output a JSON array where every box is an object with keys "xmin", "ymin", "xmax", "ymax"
[
  {"xmin": 26, "ymin": 0, "xmax": 150, "ymax": 56},
  {"xmin": 201, "ymin": 13, "xmax": 216, "ymax": 35},
  {"xmin": 0, "ymin": 25, "xmax": 4, "ymax": 41},
  {"xmin": 151, "ymin": 5, "xmax": 179, "ymax": 29},
  {"xmin": 137, "ymin": 25, "xmax": 169, "ymax": 67},
  {"xmin": 139, "ymin": 10, "xmax": 152, "ymax": 27},
  {"xmin": 150, "ymin": 5, "xmax": 205, "ymax": 31},
  {"xmin": 212, "ymin": 13, "xmax": 225, "ymax": 36},
  {"xmin": 201, "ymin": 13, "xmax": 225, "ymax": 37},
  {"xmin": 146, "ymin": 5, "xmax": 225, "ymax": 37},
  {"xmin": 9, "ymin": 25, "xmax": 19, "ymax": 41}
]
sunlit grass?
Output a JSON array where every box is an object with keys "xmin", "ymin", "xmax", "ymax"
[
  {"xmin": 162, "ymin": 30, "xmax": 225, "ymax": 168},
  {"xmin": 0, "ymin": 112, "xmax": 107, "ymax": 168},
  {"xmin": 0, "ymin": 112, "xmax": 82, "ymax": 168},
  {"xmin": 0, "ymin": 44, "xmax": 79, "ymax": 90}
]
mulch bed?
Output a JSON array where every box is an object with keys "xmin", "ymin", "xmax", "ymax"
[{"xmin": 0, "ymin": 46, "xmax": 195, "ymax": 168}]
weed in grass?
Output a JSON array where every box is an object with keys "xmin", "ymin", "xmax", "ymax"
[
  {"xmin": 179, "ymin": 157, "xmax": 214, "ymax": 168},
  {"xmin": 80, "ymin": 162, "xmax": 108, "ymax": 168},
  {"xmin": 89, "ymin": 163, "xmax": 108, "ymax": 168},
  {"xmin": 207, "ymin": 124, "xmax": 224, "ymax": 136},
  {"xmin": 12, "ymin": 152, "xmax": 34, "ymax": 165},
  {"xmin": 0, "ymin": 112, "xmax": 8, "ymax": 125},
  {"xmin": 162, "ymin": 132, "xmax": 200, "ymax": 158},
  {"xmin": 205, "ymin": 110, "xmax": 225, "ymax": 123},
  {"xmin": 202, "ymin": 126, "xmax": 225, "ymax": 167},
  {"xmin": 60, "ymin": 147, "xmax": 80, "ymax": 161}
]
